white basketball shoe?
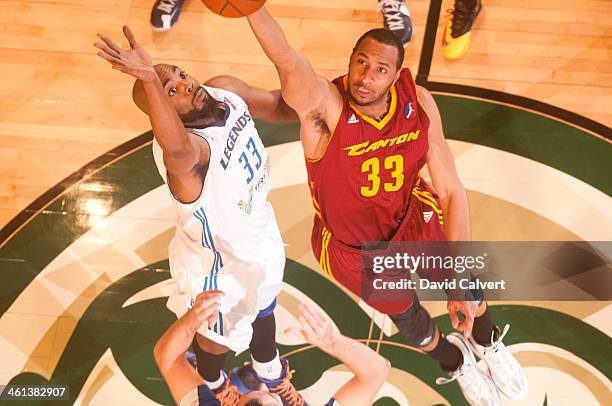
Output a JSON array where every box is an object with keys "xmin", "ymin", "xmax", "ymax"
[
  {"xmin": 468, "ymin": 324, "xmax": 529, "ymax": 400},
  {"xmin": 437, "ymin": 332, "xmax": 501, "ymax": 406}
]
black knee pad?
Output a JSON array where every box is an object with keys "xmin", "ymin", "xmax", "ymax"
[{"xmin": 389, "ymin": 300, "xmax": 436, "ymax": 348}]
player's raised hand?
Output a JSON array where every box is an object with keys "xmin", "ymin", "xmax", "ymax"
[
  {"xmin": 94, "ymin": 26, "xmax": 156, "ymax": 82},
  {"xmin": 285, "ymin": 302, "xmax": 340, "ymax": 351},
  {"xmin": 185, "ymin": 290, "xmax": 224, "ymax": 331}
]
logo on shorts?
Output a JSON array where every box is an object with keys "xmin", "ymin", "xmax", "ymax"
[
  {"xmin": 348, "ymin": 113, "xmax": 359, "ymax": 124},
  {"xmin": 423, "ymin": 210, "xmax": 433, "ymax": 223}
]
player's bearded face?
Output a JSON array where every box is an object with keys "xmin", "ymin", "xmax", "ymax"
[
  {"xmin": 178, "ymin": 86, "xmax": 220, "ymax": 127},
  {"xmin": 154, "ymin": 65, "xmax": 222, "ymax": 128}
]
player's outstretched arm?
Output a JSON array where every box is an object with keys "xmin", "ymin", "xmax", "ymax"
[
  {"xmin": 154, "ymin": 290, "xmax": 223, "ymax": 404},
  {"xmin": 205, "ymin": 75, "xmax": 298, "ymax": 122},
  {"xmin": 286, "ymin": 303, "xmax": 390, "ymax": 405},
  {"xmin": 418, "ymin": 86, "xmax": 470, "ymax": 242},
  {"xmin": 417, "ymin": 86, "xmax": 480, "ymax": 336},
  {"xmin": 95, "ymin": 26, "xmax": 205, "ymax": 189},
  {"xmin": 246, "ymin": 7, "xmax": 342, "ymax": 159},
  {"xmin": 246, "ymin": 7, "xmax": 328, "ymax": 114}
]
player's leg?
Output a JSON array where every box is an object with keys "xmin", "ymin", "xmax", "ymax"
[
  {"xmin": 230, "ymin": 304, "xmax": 304, "ymax": 406},
  {"xmin": 191, "ymin": 333, "xmax": 240, "ymax": 402},
  {"xmin": 389, "ymin": 297, "xmax": 502, "ymax": 406},
  {"xmin": 230, "ymin": 241, "xmax": 305, "ymax": 406},
  {"xmin": 249, "ymin": 300, "xmax": 282, "ymax": 379},
  {"xmin": 467, "ymin": 300, "xmax": 529, "ymax": 400}
]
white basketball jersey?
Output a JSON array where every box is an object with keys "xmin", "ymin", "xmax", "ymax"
[{"xmin": 152, "ymin": 85, "xmax": 283, "ymax": 265}]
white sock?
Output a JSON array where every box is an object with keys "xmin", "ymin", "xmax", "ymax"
[
  {"xmin": 252, "ymin": 351, "xmax": 282, "ymax": 380},
  {"xmin": 205, "ymin": 372, "xmax": 225, "ymax": 390}
]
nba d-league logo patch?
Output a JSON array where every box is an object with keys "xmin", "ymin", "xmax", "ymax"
[{"xmin": 405, "ymin": 102, "xmax": 414, "ymax": 119}]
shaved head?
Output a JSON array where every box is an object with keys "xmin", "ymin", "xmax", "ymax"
[
  {"xmin": 131, "ymin": 64, "xmax": 176, "ymax": 115},
  {"xmin": 132, "ymin": 78, "xmax": 148, "ymax": 114}
]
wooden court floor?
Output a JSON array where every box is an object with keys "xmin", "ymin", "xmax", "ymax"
[
  {"xmin": 0, "ymin": 0, "xmax": 610, "ymax": 228},
  {"xmin": 0, "ymin": 0, "xmax": 610, "ymax": 405}
]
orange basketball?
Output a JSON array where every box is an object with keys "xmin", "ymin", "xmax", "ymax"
[{"xmin": 201, "ymin": 0, "xmax": 267, "ymax": 18}]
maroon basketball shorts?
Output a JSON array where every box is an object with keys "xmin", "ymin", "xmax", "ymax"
[{"xmin": 311, "ymin": 179, "xmax": 446, "ymax": 315}]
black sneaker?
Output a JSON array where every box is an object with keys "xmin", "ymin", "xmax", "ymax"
[
  {"xmin": 378, "ymin": 0, "xmax": 413, "ymax": 46},
  {"xmin": 449, "ymin": 0, "xmax": 482, "ymax": 38},
  {"xmin": 150, "ymin": 0, "xmax": 185, "ymax": 32}
]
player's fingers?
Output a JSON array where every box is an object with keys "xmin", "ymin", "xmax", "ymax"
[
  {"xmin": 198, "ymin": 289, "xmax": 224, "ymax": 298},
  {"xmin": 307, "ymin": 303, "xmax": 328, "ymax": 326},
  {"xmin": 195, "ymin": 296, "xmax": 222, "ymax": 314},
  {"xmin": 206, "ymin": 308, "xmax": 219, "ymax": 325},
  {"xmin": 448, "ymin": 306, "xmax": 460, "ymax": 329},
  {"xmin": 461, "ymin": 312, "xmax": 475, "ymax": 338},
  {"xmin": 299, "ymin": 304, "xmax": 321, "ymax": 331},
  {"xmin": 93, "ymin": 42, "xmax": 120, "ymax": 58},
  {"xmin": 201, "ymin": 302, "xmax": 219, "ymax": 316},
  {"xmin": 97, "ymin": 51, "xmax": 122, "ymax": 65},
  {"xmin": 301, "ymin": 303, "xmax": 327, "ymax": 330},
  {"xmin": 111, "ymin": 65, "xmax": 130, "ymax": 75},
  {"xmin": 299, "ymin": 303, "xmax": 321, "ymax": 325},
  {"xmin": 96, "ymin": 33, "xmax": 123, "ymax": 53},
  {"xmin": 123, "ymin": 25, "xmax": 140, "ymax": 49},
  {"xmin": 195, "ymin": 290, "xmax": 224, "ymax": 304},
  {"xmin": 299, "ymin": 316, "xmax": 316, "ymax": 338}
]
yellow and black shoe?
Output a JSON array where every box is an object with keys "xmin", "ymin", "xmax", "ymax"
[{"xmin": 442, "ymin": 0, "xmax": 482, "ymax": 60}]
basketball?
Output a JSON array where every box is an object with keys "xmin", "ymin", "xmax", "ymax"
[{"xmin": 201, "ymin": 0, "xmax": 267, "ymax": 18}]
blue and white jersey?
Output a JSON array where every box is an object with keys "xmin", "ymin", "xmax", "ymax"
[
  {"xmin": 152, "ymin": 86, "xmax": 285, "ymax": 352},
  {"xmin": 152, "ymin": 85, "xmax": 283, "ymax": 265}
]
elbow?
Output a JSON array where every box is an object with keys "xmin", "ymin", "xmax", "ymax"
[
  {"xmin": 366, "ymin": 356, "xmax": 391, "ymax": 385},
  {"xmin": 378, "ymin": 357, "xmax": 391, "ymax": 384},
  {"xmin": 372, "ymin": 357, "xmax": 391, "ymax": 387},
  {"xmin": 166, "ymin": 146, "xmax": 192, "ymax": 161},
  {"xmin": 153, "ymin": 341, "xmax": 168, "ymax": 374}
]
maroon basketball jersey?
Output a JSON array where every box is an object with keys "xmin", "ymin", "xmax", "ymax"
[{"xmin": 305, "ymin": 68, "xmax": 431, "ymax": 248}]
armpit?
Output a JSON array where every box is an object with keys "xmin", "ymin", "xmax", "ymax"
[{"xmin": 306, "ymin": 108, "xmax": 331, "ymax": 137}]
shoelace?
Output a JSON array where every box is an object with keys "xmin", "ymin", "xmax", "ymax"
[
  {"xmin": 215, "ymin": 381, "xmax": 241, "ymax": 405},
  {"xmin": 447, "ymin": 0, "xmax": 478, "ymax": 38},
  {"xmin": 378, "ymin": 0, "xmax": 407, "ymax": 31},
  {"xmin": 270, "ymin": 368, "xmax": 304, "ymax": 406},
  {"xmin": 482, "ymin": 324, "xmax": 515, "ymax": 375},
  {"xmin": 157, "ymin": 0, "xmax": 179, "ymax": 14},
  {"xmin": 490, "ymin": 323, "xmax": 510, "ymax": 347}
]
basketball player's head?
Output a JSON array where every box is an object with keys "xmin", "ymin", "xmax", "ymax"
[
  {"xmin": 348, "ymin": 29, "xmax": 404, "ymax": 106},
  {"xmin": 237, "ymin": 385, "xmax": 283, "ymax": 406},
  {"xmin": 132, "ymin": 63, "xmax": 220, "ymax": 128}
]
